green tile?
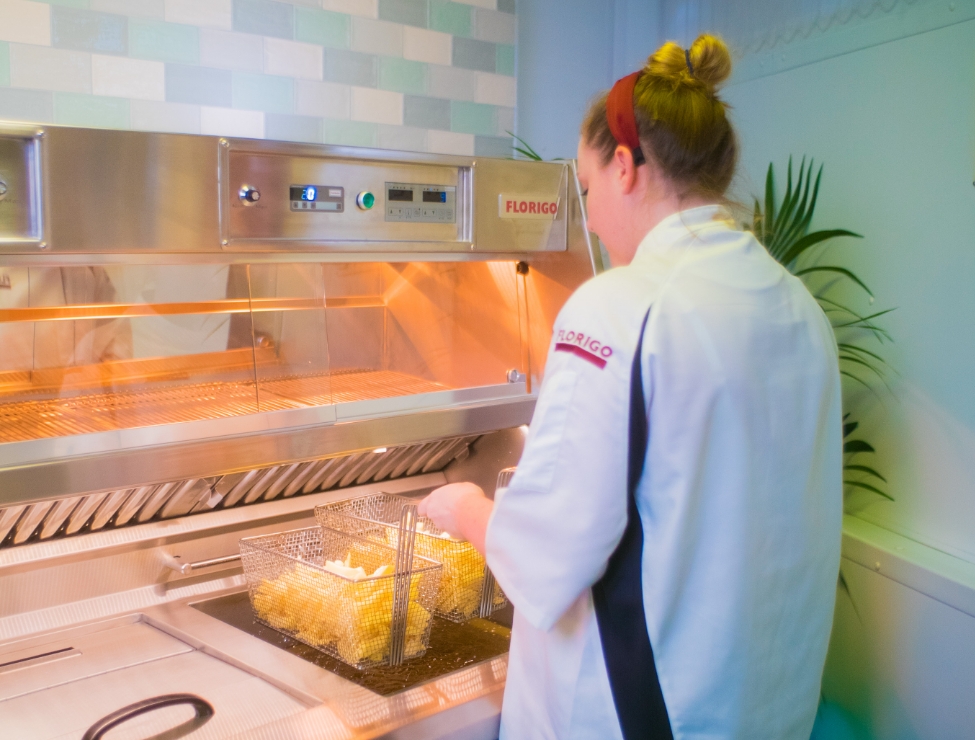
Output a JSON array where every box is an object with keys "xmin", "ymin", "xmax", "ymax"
[
  {"xmin": 130, "ymin": 19, "xmax": 199, "ymax": 64},
  {"xmin": 44, "ymin": 0, "xmax": 90, "ymax": 8},
  {"xmin": 295, "ymin": 7, "xmax": 349, "ymax": 49},
  {"xmin": 0, "ymin": 43, "xmax": 9, "ymax": 88},
  {"xmin": 430, "ymin": 0, "xmax": 470, "ymax": 37},
  {"xmin": 450, "ymin": 100, "xmax": 494, "ymax": 136},
  {"xmin": 232, "ymin": 72, "xmax": 293, "ymax": 114},
  {"xmin": 378, "ymin": 57, "xmax": 425, "ymax": 95},
  {"xmin": 55, "ymin": 92, "xmax": 129, "ymax": 129},
  {"xmin": 323, "ymin": 119, "xmax": 375, "ymax": 147},
  {"xmin": 496, "ymin": 44, "xmax": 514, "ymax": 76}
]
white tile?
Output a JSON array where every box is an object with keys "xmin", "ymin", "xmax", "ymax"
[
  {"xmin": 92, "ymin": 55, "xmax": 165, "ymax": 101},
  {"xmin": 201, "ymin": 105, "xmax": 264, "ymax": 138},
  {"xmin": 322, "ymin": 0, "xmax": 377, "ymax": 18},
  {"xmin": 402, "ymin": 26, "xmax": 451, "ymax": 67},
  {"xmin": 0, "ymin": 0, "xmax": 51, "ymax": 46},
  {"xmin": 91, "ymin": 0, "xmax": 165, "ymax": 19},
  {"xmin": 426, "ymin": 129, "xmax": 474, "ymax": 156},
  {"xmin": 130, "ymin": 100, "xmax": 200, "ymax": 133},
  {"xmin": 264, "ymin": 37, "xmax": 323, "ymax": 81},
  {"xmin": 496, "ymin": 104, "xmax": 514, "ymax": 136},
  {"xmin": 427, "ymin": 64, "xmax": 476, "ymax": 101},
  {"xmin": 351, "ymin": 17, "xmax": 403, "ymax": 57},
  {"xmin": 452, "ymin": 0, "xmax": 496, "ymax": 9},
  {"xmin": 350, "ymin": 86, "xmax": 402, "ymax": 125},
  {"xmin": 164, "ymin": 0, "xmax": 231, "ymax": 30},
  {"xmin": 474, "ymin": 71, "xmax": 515, "ymax": 107},
  {"xmin": 9, "ymin": 44, "xmax": 90, "ymax": 93},
  {"xmin": 376, "ymin": 123, "xmax": 426, "ymax": 152},
  {"xmin": 295, "ymin": 79, "xmax": 350, "ymax": 118},
  {"xmin": 200, "ymin": 29, "xmax": 263, "ymax": 72},
  {"xmin": 473, "ymin": 8, "xmax": 515, "ymax": 44}
]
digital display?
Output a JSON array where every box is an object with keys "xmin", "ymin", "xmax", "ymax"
[
  {"xmin": 422, "ymin": 191, "xmax": 447, "ymax": 203},
  {"xmin": 388, "ymin": 189, "xmax": 414, "ymax": 202},
  {"xmin": 290, "ymin": 185, "xmax": 318, "ymax": 202}
]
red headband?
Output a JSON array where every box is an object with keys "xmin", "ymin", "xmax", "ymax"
[{"xmin": 606, "ymin": 71, "xmax": 642, "ymax": 152}]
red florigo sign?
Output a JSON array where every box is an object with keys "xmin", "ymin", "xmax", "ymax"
[{"xmin": 499, "ymin": 194, "xmax": 560, "ymax": 220}]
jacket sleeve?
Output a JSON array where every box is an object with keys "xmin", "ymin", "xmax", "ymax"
[{"xmin": 484, "ymin": 293, "xmax": 634, "ymax": 632}]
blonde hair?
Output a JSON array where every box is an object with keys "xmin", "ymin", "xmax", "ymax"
[{"xmin": 582, "ymin": 34, "xmax": 737, "ymax": 199}]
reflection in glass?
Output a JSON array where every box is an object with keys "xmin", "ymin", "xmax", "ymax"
[{"xmin": 0, "ymin": 261, "xmax": 530, "ymax": 444}]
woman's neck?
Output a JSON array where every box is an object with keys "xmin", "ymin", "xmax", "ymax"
[{"xmin": 613, "ymin": 193, "xmax": 716, "ymax": 266}]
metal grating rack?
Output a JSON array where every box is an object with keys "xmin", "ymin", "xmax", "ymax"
[
  {"xmin": 0, "ymin": 369, "xmax": 449, "ymax": 445},
  {"xmin": 0, "ymin": 434, "xmax": 479, "ymax": 549}
]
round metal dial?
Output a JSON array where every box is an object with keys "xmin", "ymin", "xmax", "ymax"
[{"xmin": 238, "ymin": 184, "xmax": 261, "ymax": 205}]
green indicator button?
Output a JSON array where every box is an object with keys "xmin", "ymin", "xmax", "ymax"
[{"xmin": 356, "ymin": 191, "xmax": 375, "ymax": 210}]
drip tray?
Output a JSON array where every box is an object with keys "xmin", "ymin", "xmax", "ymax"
[{"xmin": 192, "ymin": 592, "xmax": 512, "ymax": 697}]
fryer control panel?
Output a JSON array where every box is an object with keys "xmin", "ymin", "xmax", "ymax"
[{"xmin": 384, "ymin": 182, "xmax": 456, "ymax": 223}]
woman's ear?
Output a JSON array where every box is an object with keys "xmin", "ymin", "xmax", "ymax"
[{"xmin": 613, "ymin": 145, "xmax": 640, "ymax": 195}]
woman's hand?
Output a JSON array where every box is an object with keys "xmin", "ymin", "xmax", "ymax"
[{"xmin": 418, "ymin": 482, "xmax": 494, "ymax": 555}]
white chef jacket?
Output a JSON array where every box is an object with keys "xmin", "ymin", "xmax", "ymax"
[{"xmin": 486, "ymin": 206, "xmax": 842, "ymax": 740}]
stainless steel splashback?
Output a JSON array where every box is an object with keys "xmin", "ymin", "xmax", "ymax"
[
  {"xmin": 0, "ymin": 121, "xmax": 598, "ymax": 551},
  {"xmin": 0, "ymin": 123, "xmax": 576, "ymax": 259}
]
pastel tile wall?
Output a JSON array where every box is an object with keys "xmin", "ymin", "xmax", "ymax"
[{"xmin": 0, "ymin": 0, "xmax": 517, "ymax": 155}]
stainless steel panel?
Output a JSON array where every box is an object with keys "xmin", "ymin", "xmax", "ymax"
[
  {"xmin": 0, "ymin": 505, "xmax": 26, "ymax": 544},
  {"xmin": 115, "ymin": 486, "xmax": 154, "ymax": 526},
  {"xmin": 37, "ymin": 496, "xmax": 79, "ymax": 539},
  {"xmin": 89, "ymin": 488, "xmax": 133, "ymax": 531},
  {"xmin": 42, "ymin": 127, "xmax": 220, "ymax": 254},
  {"xmin": 12, "ymin": 501, "xmax": 53, "ymax": 545},
  {"xmin": 0, "ymin": 620, "xmax": 190, "ymax": 702},
  {"xmin": 1, "ymin": 641, "xmax": 308, "ymax": 739},
  {"xmin": 0, "ymin": 399, "xmax": 533, "ymax": 510},
  {"xmin": 0, "ymin": 124, "xmax": 44, "ymax": 250},
  {"xmin": 64, "ymin": 492, "xmax": 108, "ymax": 535},
  {"xmin": 224, "ymin": 145, "xmax": 469, "ymax": 250},
  {"xmin": 473, "ymin": 157, "xmax": 568, "ymax": 253}
]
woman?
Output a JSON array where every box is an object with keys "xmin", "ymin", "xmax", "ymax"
[{"xmin": 420, "ymin": 35, "xmax": 842, "ymax": 740}]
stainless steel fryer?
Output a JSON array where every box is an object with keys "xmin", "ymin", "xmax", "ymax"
[{"xmin": 0, "ymin": 121, "xmax": 599, "ymax": 739}]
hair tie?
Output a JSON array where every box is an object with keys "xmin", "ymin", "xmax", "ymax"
[
  {"xmin": 685, "ymin": 48, "xmax": 694, "ymax": 76},
  {"xmin": 606, "ymin": 71, "xmax": 645, "ymax": 165}
]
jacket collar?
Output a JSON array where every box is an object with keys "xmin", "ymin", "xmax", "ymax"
[{"xmin": 632, "ymin": 205, "xmax": 734, "ymax": 262}]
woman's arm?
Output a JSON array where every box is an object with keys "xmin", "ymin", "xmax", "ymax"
[{"xmin": 418, "ymin": 482, "xmax": 493, "ymax": 555}]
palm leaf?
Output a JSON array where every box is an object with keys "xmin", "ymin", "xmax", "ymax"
[
  {"xmin": 840, "ymin": 368, "xmax": 874, "ymax": 390},
  {"xmin": 764, "ymin": 163, "xmax": 775, "ymax": 244},
  {"xmin": 776, "ymin": 158, "xmax": 815, "ymax": 256},
  {"xmin": 844, "ymin": 480, "xmax": 894, "ymax": 501},
  {"xmin": 837, "ymin": 343, "xmax": 888, "ymax": 364},
  {"xmin": 844, "ymin": 464, "xmax": 888, "ymax": 483},
  {"xmin": 793, "ymin": 265, "xmax": 873, "ymax": 298},
  {"xmin": 506, "ymin": 131, "xmax": 543, "ymax": 161},
  {"xmin": 780, "ymin": 229, "xmax": 862, "ymax": 267},
  {"xmin": 844, "ymin": 439, "xmax": 875, "ymax": 454}
]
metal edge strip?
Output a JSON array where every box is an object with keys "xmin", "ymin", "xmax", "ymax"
[{"xmin": 0, "ymin": 400, "xmax": 534, "ymax": 507}]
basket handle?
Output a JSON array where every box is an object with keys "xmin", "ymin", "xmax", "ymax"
[
  {"xmin": 82, "ymin": 693, "xmax": 214, "ymax": 740},
  {"xmin": 389, "ymin": 503, "xmax": 418, "ymax": 666},
  {"xmin": 479, "ymin": 565, "xmax": 499, "ymax": 618}
]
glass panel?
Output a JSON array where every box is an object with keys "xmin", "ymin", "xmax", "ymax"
[
  {"xmin": 0, "ymin": 265, "xmax": 259, "ymax": 443},
  {"xmin": 0, "ymin": 259, "xmax": 528, "ymax": 445},
  {"xmin": 323, "ymin": 261, "xmax": 526, "ymax": 405},
  {"xmin": 247, "ymin": 263, "xmax": 331, "ymax": 411}
]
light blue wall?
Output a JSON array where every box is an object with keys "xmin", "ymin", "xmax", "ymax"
[
  {"xmin": 725, "ymin": 17, "xmax": 975, "ymax": 563},
  {"xmin": 515, "ymin": 0, "xmax": 616, "ymax": 160},
  {"xmin": 519, "ymin": 1, "xmax": 975, "ymax": 563}
]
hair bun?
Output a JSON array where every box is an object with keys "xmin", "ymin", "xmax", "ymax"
[{"xmin": 645, "ymin": 34, "xmax": 731, "ymax": 93}]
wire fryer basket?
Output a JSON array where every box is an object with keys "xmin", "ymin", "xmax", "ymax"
[
  {"xmin": 239, "ymin": 526, "xmax": 442, "ymax": 669},
  {"xmin": 315, "ymin": 493, "xmax": 507, "ymax": 623}
]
